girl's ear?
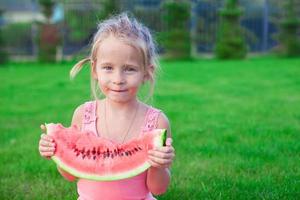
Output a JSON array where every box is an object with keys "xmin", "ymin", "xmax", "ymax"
[
  {"xmin": 91, "ymin": 60, "xmax": 98, "ymax": 80},
  {"xmin": 144, "ymin": 64, "xmax": 154, "ymax": 82}
]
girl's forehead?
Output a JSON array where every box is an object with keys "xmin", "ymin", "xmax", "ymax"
[{"xmin": 95, "ymin": 36, "xmax": 144, "ymax": 66}]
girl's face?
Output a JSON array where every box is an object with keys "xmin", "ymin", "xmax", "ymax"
[{"xmin": 92, "ymin": 36, "xmax": 148, "ymax": 103}]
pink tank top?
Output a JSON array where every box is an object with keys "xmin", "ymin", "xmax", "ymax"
[{"xmin": 77, "ymin": 101, "xmax": 161, "ymax": 200}]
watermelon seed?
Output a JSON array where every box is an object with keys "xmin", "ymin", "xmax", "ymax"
[
  {"xmin": 92, "ymin": 147, "xmax": 96, "ymax": 155},
  {"xmin": 106, "ymin": 148, "xmax": 110, "ymax": 157},
  {"xmin": 93, "ymin": 156, "xmax": 96, "ymax": 160},
  {"xmin": 138, "ymin": 146, "xmax": 142, "ymax": 150},
  {"xmin": 118, "ymin": 148, "xmax": 123, "ymax": 155}
]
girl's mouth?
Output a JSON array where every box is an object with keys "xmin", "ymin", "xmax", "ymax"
[{"xmin": 110, "ymin": 89, "xmax": 128, "ymax": 92}]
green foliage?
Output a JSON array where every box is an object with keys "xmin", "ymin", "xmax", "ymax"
[
  {"xmin": 215, "ymin": 0, "xmax": 247, "ymax": 59},
  {"xmin": 133, "ymin": 7, "xmax": 162, "ymax": 32},
  {"xmin": 158, "ymin": 29, "xmax": 191, "ymax": 59},
  {"xmin": 0, "ymin": 9, "xmax": 8, "ymax": 64},
  {"xmin": 65, "ymin": 9, "xmax": 97, "ymax": 43},
  {"xmin": 0, "ymin": 33, "xmax": 8, "ymax": 65},
  {"xmin": 100, "ymin": 0, "xmax": 121, "ymax": 17},
  {"xmin": 161, "ymin": 1, "xmax": 190, "ymax": 29},
  {"xmin": 39, "ymin": 0, "xmax": 55, "ymax": 20},
  {"xmin": 65, "ymin": 0, "xmax": 120, "ymax": 43},
  {"xmin": 2, "ymin": 22, "xmax": 32, "ymax": 53},
  {"xmin": 277, "ymin": 0, "xmax": 300, "ymax": 57},
  {"xmin": 158, "ymin": 1, "xmax": 191, "ymax": 59}
]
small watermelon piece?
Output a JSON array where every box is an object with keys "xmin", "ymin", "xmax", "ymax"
[{"xmin": 45, "ymin": 123, "xmax": 167, "ymax": 181}]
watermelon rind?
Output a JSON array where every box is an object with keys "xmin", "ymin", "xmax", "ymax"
[
  {"xmin": 52, "ymin": 156, "xmax": 152, "ymax": 181},
  {"xmin": 46, "ymin": 123, "xmax": 167, "ymax": 181}
]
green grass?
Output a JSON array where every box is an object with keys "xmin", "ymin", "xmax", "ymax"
[{"xmin": 1, "ymin": 57, "xmax": 300, "ymax": 199}]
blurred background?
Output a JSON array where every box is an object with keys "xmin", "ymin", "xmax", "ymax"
[
  {"xmin": 0, "ymin": 0, "xmax": 299, "ymax": 62},
  {"xmin": 0, "ymin": 1, "xmax": 300, "ymax": 199}
]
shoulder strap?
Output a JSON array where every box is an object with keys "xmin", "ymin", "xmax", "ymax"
[
  {"xmin": 81, "ymin": 101, "xmax": 97, "ymax": 135},
  {"xmin": 142, "ymin": 107, "xmax": 161, "ymax": 133}
]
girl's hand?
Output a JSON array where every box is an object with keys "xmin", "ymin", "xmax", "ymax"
[
  {"xmin": 38, "ymin": 124, "xmax": 76, "ymax": 181},
  {"xmin": 38, "ymin": 124, "xmax": 56, "ymax": 159},
  {"xmin": 148, "ymin": 138, "xmax": 175, "ymax": 169}
]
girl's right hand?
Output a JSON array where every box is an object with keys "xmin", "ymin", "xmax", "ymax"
[
  {"xmin": 38, "ymin": 124, "xmax": 76, "ymax": 181},
  {"xmin": 38, "ymin": 124, "xmax": 56, "ymax": 159}
]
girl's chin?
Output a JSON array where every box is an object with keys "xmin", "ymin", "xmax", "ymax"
[{"xmin": 104, "ymin": 91, "xmax": 137, "ymax": 102}]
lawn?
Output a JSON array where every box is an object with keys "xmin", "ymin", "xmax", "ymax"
[{"xmin": 0, "ymin": 57, "xmax": 300, "ymax": 199}]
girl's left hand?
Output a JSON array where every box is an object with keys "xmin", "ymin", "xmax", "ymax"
[{"xmin": 148, "ymin": 138, "xmax": 175, "ymax": 169}]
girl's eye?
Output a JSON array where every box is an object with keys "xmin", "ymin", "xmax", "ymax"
[
  {"xmin": 102, "ymin": 66, "xmax": 112, "ymax": 71},
  {"xmin": 125, "ymin": 66, "xmax": 137, "ymax": 72}
]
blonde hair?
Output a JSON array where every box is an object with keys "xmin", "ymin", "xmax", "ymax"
[{"xmin": 70, "ymin": 12, "xmax": 159, "ymax": 101}]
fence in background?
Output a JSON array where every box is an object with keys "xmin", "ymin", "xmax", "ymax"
[{"xmin": 0, "ymin": 0, "xmax": 296, "ymax": 59}]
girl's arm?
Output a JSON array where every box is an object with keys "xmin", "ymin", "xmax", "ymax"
[
  {"xmin": 147, "ymin": 113, "xmax": 174, "ymax": 195},
  {"xmin": 56, "ymin": 104, "xmax": 84, "ymax": 182},
  {"xmin": 147, "ymin": 167, "xmax": 171, "ymax": 195}
]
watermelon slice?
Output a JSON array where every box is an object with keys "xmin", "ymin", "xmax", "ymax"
[{"xmin": 45, "ymin": 123, "xmax": 167, "ymax": 181}]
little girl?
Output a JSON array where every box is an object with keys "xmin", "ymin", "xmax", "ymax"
[{"xmin": 38, "ymin": 13, "xmax": 175, "ymax": 200}]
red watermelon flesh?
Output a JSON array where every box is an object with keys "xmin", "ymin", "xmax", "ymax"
[{"xmin": 45, "ymin": 123, "xmax": 167, "ymax": 181}]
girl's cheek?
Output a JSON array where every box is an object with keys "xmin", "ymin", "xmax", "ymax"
[
  {"xmin": 99, "ymin": 85, "xmax": 109, "ymax": 94},
  {"xmin": 129, "ymin": 87, "xmax": 138, "ymax": 95}
]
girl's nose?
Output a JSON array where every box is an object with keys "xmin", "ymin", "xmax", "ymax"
[{"xmin": 112, "ymin": 71, "xmax": 125, "ymax": 85}]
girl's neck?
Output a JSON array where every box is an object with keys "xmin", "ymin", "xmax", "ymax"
[{"xmin": 104, "ymin": 98, "xmax": 139, "ymax": 115}]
